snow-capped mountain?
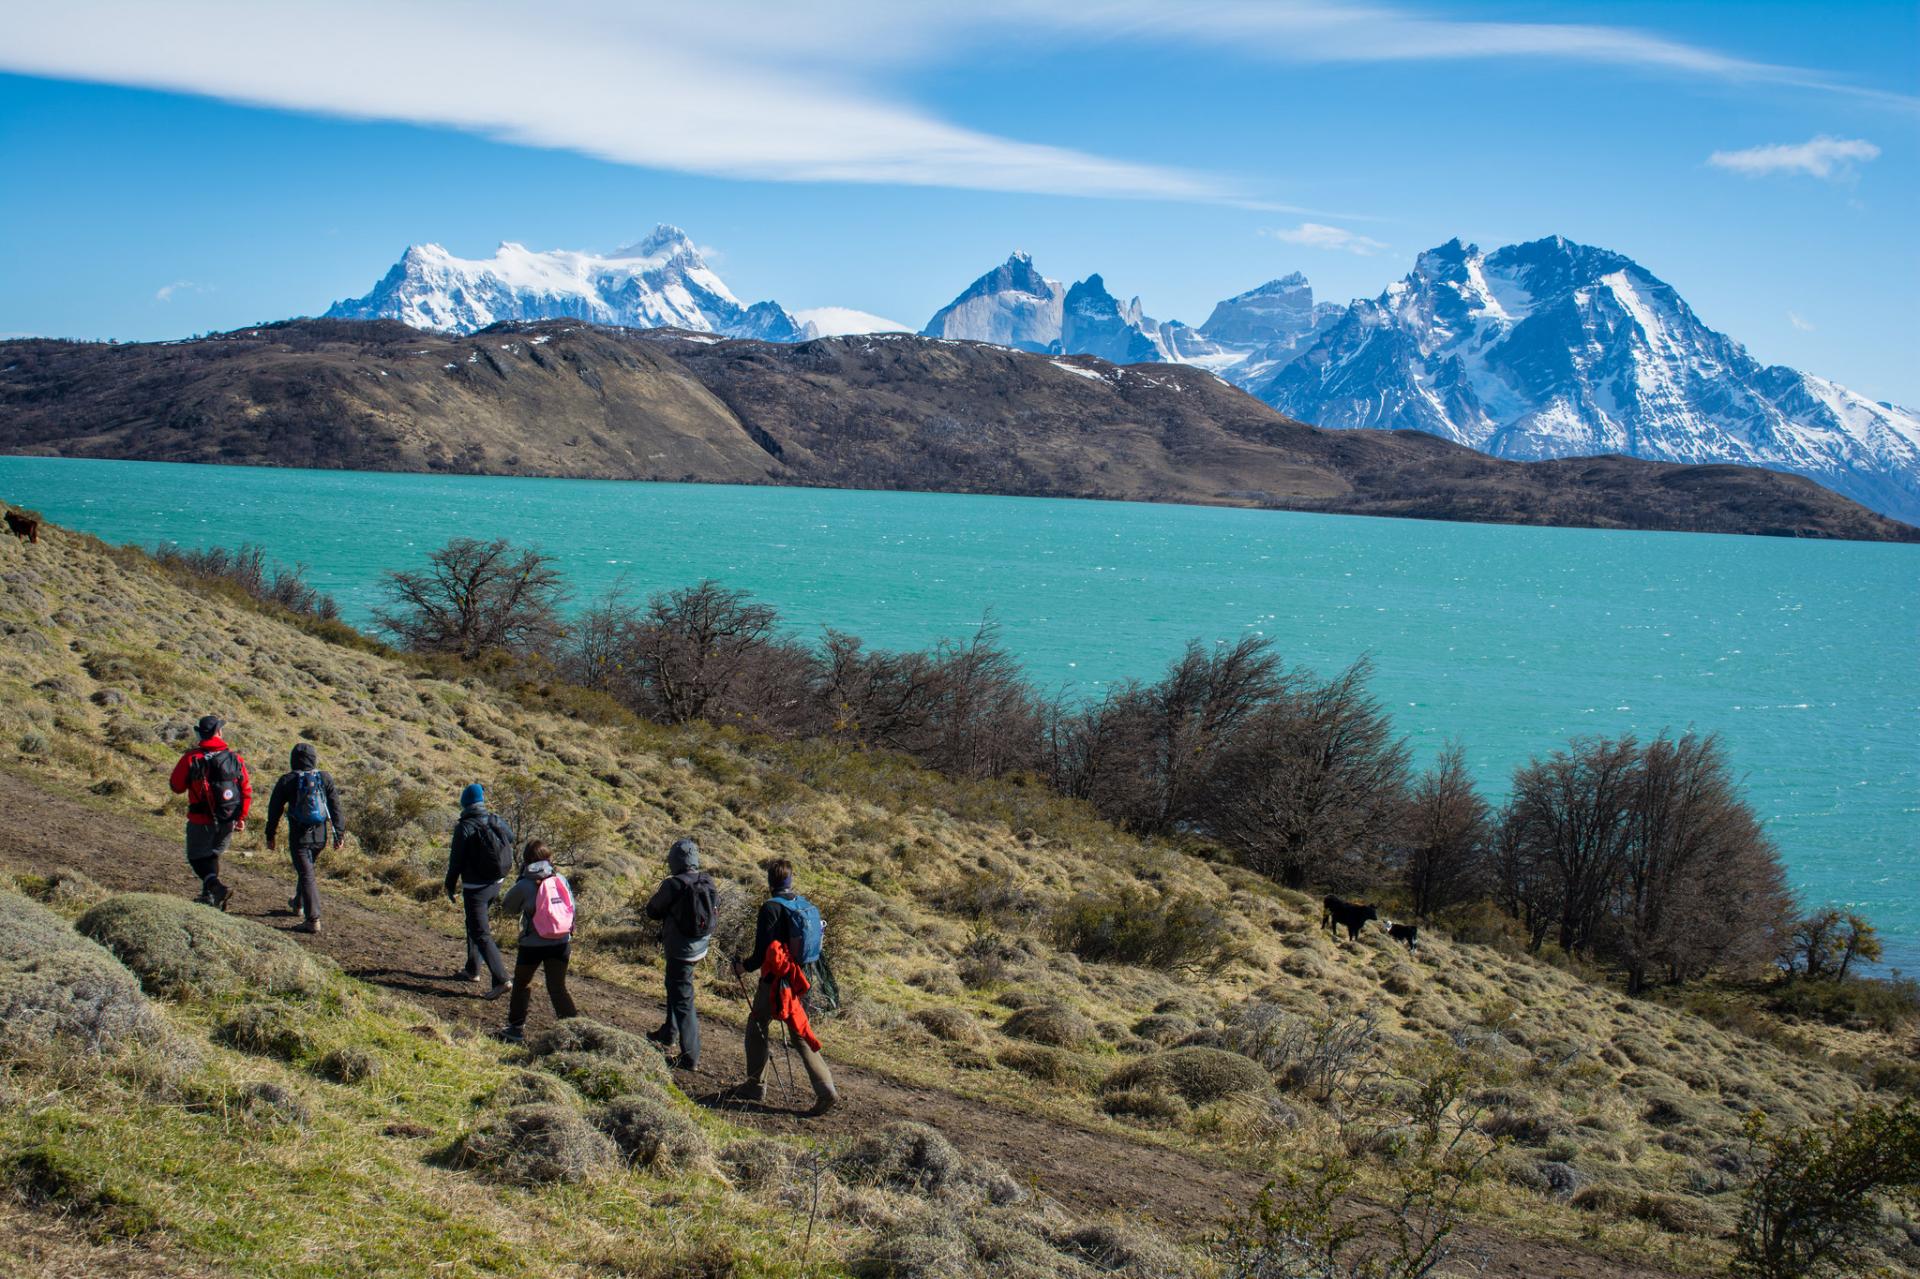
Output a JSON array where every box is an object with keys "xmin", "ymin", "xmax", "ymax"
[
  {"xmin": 325, "ymin": 225, "xmax": 805, "ymax": 340},
  {"xmin": 920, "ymin": 252, "xmax": 1067, "ymax": 352},
  {"xmin": 1196, "ymin": 274, "xmax": 1344, "ymax": 384},
  {"xmin": 1257, "ymin": 236, "xmax": 1920, "ymax": 522},
  {"xmin": 1060, "ymin": 275, "xmax": 1163, "ymax": 365}
]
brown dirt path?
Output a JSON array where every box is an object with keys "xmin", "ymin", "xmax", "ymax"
[{"xmin": 0, "ymin": 766, "xmax": 1697, "ymax": 1278}]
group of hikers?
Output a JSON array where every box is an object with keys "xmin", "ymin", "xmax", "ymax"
[{"xmin": 167, "ymin": 717, "xmax": 839, "ymax": 1116}]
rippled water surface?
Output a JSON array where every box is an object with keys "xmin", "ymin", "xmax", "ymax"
[{"xmin": 5, "ymin": 456, "xmax": 1914, "ymax": 968}]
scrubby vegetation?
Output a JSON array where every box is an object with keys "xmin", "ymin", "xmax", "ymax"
[{"xmin": 1, "ymin": 514, "xmax": 1916, "ymax": 1275}]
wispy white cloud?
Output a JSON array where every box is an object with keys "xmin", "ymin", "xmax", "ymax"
[
  {"xmin": 154, "ymin": 280, "xmax": 206, "ymax": 302},
  {"xmin": 1262, "ymin": 223, "xmax": 1389, "ymax": 255},
  {"xmin": 1, "ymin": 1, "xmax": 1907, "ymax": 209},
  {"xmin": 1708, "ymin": 136, "xmax": 1882, "ymax": 180},
  {"xmin": 1787, "ymin": 311, "xmax": 1816, "ymax": 332}
]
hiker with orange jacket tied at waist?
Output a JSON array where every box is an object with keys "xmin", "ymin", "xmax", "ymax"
[
  {"xmin": 729, "ymin": 859, "xmax": 838, "ymax": 1116},
  {"xmin": 167, "ymin": 715, "xmax": 252, "ymax": 910}
]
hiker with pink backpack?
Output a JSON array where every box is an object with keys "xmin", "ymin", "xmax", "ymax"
[{"xmin": 495, "ymin": 838, "xmax": 578, "ymax": 1043}]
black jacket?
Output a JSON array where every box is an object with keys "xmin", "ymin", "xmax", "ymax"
[
  {"xmin": 742, "ymin": 893, "xmax": 801, "ymax": 974},
  {"xmin": 444, "ymin": 806, "xmax": 515, "ymax": 894},
  {"xmin": 265, "ymin": 745, "xmax": 343, "ymax": 850}
]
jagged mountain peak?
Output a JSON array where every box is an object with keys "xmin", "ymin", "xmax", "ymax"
[{"xmin": 612, "ymin": 223, "xmax": 697, "ymax": 261}]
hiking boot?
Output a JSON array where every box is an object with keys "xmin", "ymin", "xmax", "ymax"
[
  {"xmin": 484, "ymin": 979, "xmax": 513, "ymax": 1001},
  {"xmin": 288, "ymin": 895, "xmax": 300, "ymax": 914},
  {"xmin": 492, "ymin": 1025, "xmax": 525, "ymax": 1045},
  {"xmin": 293, "ymin": 919, "xmax": 319, "ymax": 935},
  {"xmin": 726, "ymin": 1081, "xmax": 766, "ymax": 1104},
  {"xmin": 805, "ymin": 1089, "xmax": 840, "ymax": 1118},
  {"xmin": 670, "ymin": 1054, "xmax": 698, "ymax": 1073},
  {"xmin": 213, "ymin": 886, "xmax": 232, "ymax": 913},
  {"xmin": 450, "ymin": 970, "xmax": 482, "ymax": 983},
  {"xmin": 645, "ymin": 1026, "xmax": 674, "ymax": 1048}
]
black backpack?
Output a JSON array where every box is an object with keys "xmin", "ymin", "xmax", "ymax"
[
  {"xmin": 461, "ymin": 814, "xmax": 515, "ymax": 881},
  {"xmin": 191, "ymin": 749, "xmax": 245, "ymax": 824},
  {"xmin": 675, "ymin": 872, "xmax": 717, "ymax": 940}
]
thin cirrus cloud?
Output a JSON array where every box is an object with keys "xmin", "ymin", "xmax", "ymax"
[
  {"xmin": 1707, "ymin": 136, "xmax": 1883, "ymax": 180},
  {"xmin": 1262, "ymin": 223, "xmax": 1389, "ymax": 255},
  {"xmin": 153, "ymin": 281, "xmax": 207, "ymax": 303},
  {"xmin": 1787, "ymin": 311, "xmax": 1816, "ymax": 332},
  {"xmin": 1, "ymin": 2, "xmax": 1909, "ymax": 205}
]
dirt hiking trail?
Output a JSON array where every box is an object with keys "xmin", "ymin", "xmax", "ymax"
[{"xmin": 0, "ymin": 767, "xmax": 1694, "ymax": 1279}]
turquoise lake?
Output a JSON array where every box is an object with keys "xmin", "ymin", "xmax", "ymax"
[{"xmin": 4, "ymin": 455, "xmax": 1915, "ymax": 970}]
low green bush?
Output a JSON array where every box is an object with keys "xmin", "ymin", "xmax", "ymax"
[
  {"xmin": 1049, "ymin": 887, "xmax": 1239, "ymax": 973},
  {"xmin": 1770, "ymin": 976, "xmax": 1920, "ymax": 1034},
  {"xmin": 1102, "ymin": 1047, "xmax": 1269, "ymax": 1106}
]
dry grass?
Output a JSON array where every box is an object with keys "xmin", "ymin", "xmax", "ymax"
[{"xmin": 0, "ymin": 518, "xmax": 1909, "ymax": 1273}]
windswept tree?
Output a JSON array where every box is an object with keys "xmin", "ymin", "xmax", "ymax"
[
  {"xmin": 1399, "ymin": 741, "xmax": 1491, "ymax": 918},
  {"xmin": 1499, "ymin": 735, "xmax": 1639, "ymax": 956},
  {"xmin": 373, "ymin": 537, "xmax": 568, "ymax": 659},
  {"xmin": 1787, "ymin": 908, "xmax": 1883, "ymax": 981},
  {"xmin": 623, "ymin": 580, "xmax": 814, "ymax": 732},
  {"xmin": 1204, "ymin": 657, "xmax": 1411, "ymax": 890}
]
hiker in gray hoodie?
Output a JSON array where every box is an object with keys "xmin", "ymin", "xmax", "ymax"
[
  {"xmin": 643, "ymin": 836, "xmax": 715, "ymax": 1070},
  {"xmin": 497, "ymin": 839, "xmax": 578, "ymax": 1043}
]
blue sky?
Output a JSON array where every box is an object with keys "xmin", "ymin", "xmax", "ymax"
[{"xmin": 2, "ymin": 1, "xmax": 1915, "ymax": 401}]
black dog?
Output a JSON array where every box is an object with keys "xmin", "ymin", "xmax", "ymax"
[
  {"xmin": 1321, "ymin": 895, "xmax": 1378, "ymax": 942},
  {"xmin": 1387, "ymin": 921, "xmax": 1419, "ymax": 952}
]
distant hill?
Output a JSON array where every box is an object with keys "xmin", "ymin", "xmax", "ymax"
[{"xmin": 1, "ymin": 318, "xmax": 1912, "ymax": 542}]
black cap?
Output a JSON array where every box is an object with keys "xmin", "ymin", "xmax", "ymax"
[{"xmin": 195, "ymin": 715, "xmax": 224, "ymax": 739}]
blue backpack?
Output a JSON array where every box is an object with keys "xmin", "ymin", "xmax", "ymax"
[
  {"xmin": 293, "ymin": 770, "xmax": 330, "ymax": 828},
  {"xmin": 775, "ymin": 894, "xmax": 824, "ymax": 965}
]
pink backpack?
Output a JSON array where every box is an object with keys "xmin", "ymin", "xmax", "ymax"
[{"xmin": 531, "ymin": 875, "xmax": 575, "ymax": 940}]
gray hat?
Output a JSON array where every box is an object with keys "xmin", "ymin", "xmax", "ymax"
[{"xmin": 195, "ymin": 714, "xmax": 224, "ymax": 740}]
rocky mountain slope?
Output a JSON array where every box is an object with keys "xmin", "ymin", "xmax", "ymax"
[
  {"xmin": 1259, "ymin": 237, "xmax": 1920, "ymax": 523},
  {"xmin": 324, "ymin": 224, "xmax": 806, "ymax": 341},
  {"xmin": 1, "ymin": 319, "xmax": 1911, "ymax": 540}
]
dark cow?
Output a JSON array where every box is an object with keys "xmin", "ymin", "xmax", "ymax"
[
  {"xmin": 1387, "ymin": 921, "xmax": 1419, "ymax": 952},
  {"xmin": 1322, "ymin": 895, "xmax": 1378, "ymax": 942},
  {"xmin": 4, "ymin": 511, "xmax": 38, "ymax": 545}
]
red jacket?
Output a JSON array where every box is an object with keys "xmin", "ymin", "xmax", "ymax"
[
  {"xmin": 169, "ymin": 736, "xmax": 253, "ymax": 826},
  {"xmin": 760, "ymin": 940, "xmax": 821, "ymax": 1052}
]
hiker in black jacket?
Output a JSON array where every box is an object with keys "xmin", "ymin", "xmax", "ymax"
[
  {"xmin": 264, "ymin": 742, "xmax": 343, "ymax": 935},
  {"xmin": 445, "ymin": 782, "xmax": 513, "ymax": 998},
  {"xmin": 643, "ymin": 837, "xmax": 714, "ymax": 1070}
]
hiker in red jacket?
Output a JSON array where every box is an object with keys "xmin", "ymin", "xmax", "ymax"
[{"xmin": 167, "ymin": 715, "xmax": 252, "ymax": 910}]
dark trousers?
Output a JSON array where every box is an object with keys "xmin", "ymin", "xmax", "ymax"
[
  {"xmin": 288, "ymin": 844, "xmax": 321, "ymax": 921},
  {"xmin": 460, "ymin": 882, "xmax": 510, "ymax": 984},
  {"xmin": 185, "ymin": 822, "xmax": 233, "ymax": 903},
  {"xmin": 661, "ymin": 955, "xmax": 701, "ymax": 1064},
  {"xmin": 507, "ymin": 944, "xmax": 576, "ymax": 1029}
]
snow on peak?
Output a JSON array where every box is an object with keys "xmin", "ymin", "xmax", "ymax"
[{"xmin": 325, "ymin": 227, "xmax": 800, "ymax": 340}]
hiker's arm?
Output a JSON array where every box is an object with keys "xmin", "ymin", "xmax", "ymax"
[
  {"xmin": 264, "ymin": 776, "xmax": 287, "ymax": 846},
  {"xmin": 235, "ymin": 755, "xmax": 253, "ymax": 825},
  {"xmin": 168, "ymin": 752, "xmax": 190, "ymax": 794},
  {"xmin": 444, "ymin": 830, "xmax": 462, "ymax": 899},
  {"xmin": 643, "ymin": 878, "xmax": 674, "ymax": 920},
  {"xmin": 323, "ymin": 773, "xmax": 345, "ymax": 842},
  {"xmin": 500, "ymin": 877, "xmax": 531, "ymax": 915},
  {"xmin": 741, "ymin": 902, "xmax": 779, "ymax": 973}
]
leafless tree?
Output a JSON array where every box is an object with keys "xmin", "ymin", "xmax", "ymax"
[
  {"xmin": 1204, "ymin": 657, "xmax": 1411, "ymax": 890},
  {"xmin": 1399, "ymin": 741, "xmax": 1491, "ymax": 918},
  {"xmin": 373, "ymin": 537, "xmax": 568, "ymax": 659},
  {"xmin": 1500, "ymin": 735, "xmax": 1639, "ymax": 956}
]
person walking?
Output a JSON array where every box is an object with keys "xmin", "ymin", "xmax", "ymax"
[
  {"xmin": 730, "ymin": 859, "xmax": 838, "ymax": 1116},
  {"xmin": 167, "ymin": 715, "xmax": 252, "ymax": 910},
  {"xmin": 643, "ymin": 837, "xmax": 716, "ymax": 1070},
  {"xmin": 496, "ymin": 840, "xmax": 578, "ymax": 1043},
  {"xmin": 444, "ymin": 782, "xmax": 514, "ymax": 998},
  {"xmin": 264, "ymin": 742, "xmax": 343, "ymax": 934}
]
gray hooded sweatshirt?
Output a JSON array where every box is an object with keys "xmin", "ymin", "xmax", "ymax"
[{"xmin": 644, "ymin": 837, "xmax": 713, "ymax": 963}]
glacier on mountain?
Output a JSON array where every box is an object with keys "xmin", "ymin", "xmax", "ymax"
[{"xmin": 325, "ymin": 225, "xmax": 806, "ymax": 340}]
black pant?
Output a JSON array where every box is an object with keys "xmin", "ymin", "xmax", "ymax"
[
  {"xmin": 508, "ymin": 944, "xmax": 576, "ymax": 1029},
  {"xmin": 185, "ymin": 822, "xmax": 233, "ymax": 902},
  {"xmin": 460, "ymin": 882, "xmax": 510, "ymax": 984},
  {"xmin": 288, "ymin": 843, "xmax": 321, "ymax": 921},
  {"xmin": 662, "ymin": 955, "xmax": 701, "ymax": 1064}
]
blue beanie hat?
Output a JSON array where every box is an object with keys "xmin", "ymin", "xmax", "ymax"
[{"xmin": 460, "ymin": 782, "xmax": 485, "ymax": 808}]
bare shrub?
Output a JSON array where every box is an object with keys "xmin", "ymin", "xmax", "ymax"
[
  {"xmin": 595, "ymin": 1093, "xmax": 712, "ymax": 1174},
  {"xmin": 1049, "ymin": 887, "xmax": 1240, "ymax": 973},
  {"xmin": 1398, "ymin": 741, "xmax": 1490, "ymax": 918},
  {"xmin": 1225, "ymin": 1004, "xmax": 1382, "ymax": 1105},
  {"xmin": 1103, "ymin": 1048, "xmax": 1269, "ymax": 1107},
  {"xmin": 453, "ymin": 1103, "xmax": 618, "ymax": 1185},
  {"xmin": 374, "ymin": 537, "xmax": 568, "ymax": 659},
  {"xmin": 1733, "ymin": 1101, "xmax": 1920, "ymax": 1279},
  {"xmin": 76, "ymin": 893, "xmax": 327, "ymax": 1000},
  {"xmin": 1002, "ymin": 1004, "xmax": 1096, "ymax": 1049},
  {"xmin": 153, "ymin": 543, "xmax": 341, "ymax": 621}
]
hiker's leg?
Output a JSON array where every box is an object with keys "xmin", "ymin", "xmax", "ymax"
[
  {"xmin": 545, "ymin": 948, "xmax": 577, "ymax": 1020},
  {"xmin": 291, "ymin": 845, "xmax": 320, "ymax": 921},
  {"xmin": 188, "ymin": 854, "xmax": 218, "ymax": 902},
  {"xmin": 506, "ymin": 951, "xmax": 537, "ymax": 1028},
  {"xmin": 665, "ymin": 956, "xmax": 696, "ymax": 1060},
  {"xmin": 464, "ymin": 883, "xmax": 510, "ymax": 984},
  {"xmin": 795, "ymin": 1039, "xmax": 836, "ymax": 1104},
  {"xmin": 743, "ymin": 979, "xmax": 773, "ymax": 1086}
]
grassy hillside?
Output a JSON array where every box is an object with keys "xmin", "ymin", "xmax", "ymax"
[
  {"xmin": 0, "ymin": 516, "xmax": 1913, "ymax": 1277},
  {"xmin": 4, "ymin": 319, "xmax": 1915, "ymax": 541}
]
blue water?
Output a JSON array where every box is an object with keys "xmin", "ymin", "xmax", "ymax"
[{"xmin": 5, "ymin": 456, "xmax": 1915, "ymax": 970}]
